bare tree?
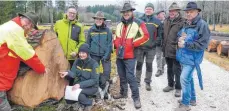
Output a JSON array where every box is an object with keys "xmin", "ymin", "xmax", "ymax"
[{"xmin": 213, "ymin": 1, "xmax": 216, "ymax": 31}]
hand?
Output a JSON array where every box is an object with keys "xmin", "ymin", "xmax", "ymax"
[
  {"xmin": 59, "ymin": 72, "xmax": 68, "ymax": 78},
  {"xmin": 70, "ymin": 52, "xmax": 77, "ymax": 58},
  {"xmin": 101, "ymin": 56, "xmax": 107, "ymax": 61},
  {"xmin": 178, "ymin": 36, "xmax": 186, "ymax": 42},
  {"xmin": 44, "ymin": 68, "xmax": 49, "ymax": 74},
  {"xmin": 72, "ymin": 84, "xmax": 80, "ymax": 91},
  {"xmin": 178, "ymin": 40, "xmax": 185, "ymax": 48}
]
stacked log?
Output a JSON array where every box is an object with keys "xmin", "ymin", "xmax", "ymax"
[
  {"xmin": 211, "ymin": 31, "xmax": 229, "ymax": 37},
  {"xmin": 207, "ymin": 39, "xmax": 221, "ymax": 52},
  {"xmin": 217, "ymin": 41, "xmax": 229, "ymax": 56},
  {"xmin": 8, "ymin": 30, "xmax": 69, "ymax": 107}
]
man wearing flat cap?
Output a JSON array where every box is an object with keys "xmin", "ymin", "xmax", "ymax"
[
  {"xmin": 113, "ymin": 2, "xmax": 149, "ymax": 109},
  {"xmin": 175, "ymin": 2, "xmax": 210, "ymax": 111},
  {"xmin": 0, "ymin": 12, "xmax": 47, "ymax": 110},
  {"xmin": 162, "ymin": 2, "xmax": 185, "ymax": 97}
]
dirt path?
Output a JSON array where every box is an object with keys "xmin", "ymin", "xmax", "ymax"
[{"xmin": 119, "ymin": 59, "xmax": 229, "ymax": 111}]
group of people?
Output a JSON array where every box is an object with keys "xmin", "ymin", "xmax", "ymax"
[{"xmin": 0, "ymin": 1, "xmax": 210, "ymax": 111}]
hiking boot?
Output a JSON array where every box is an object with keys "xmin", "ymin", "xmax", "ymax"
[
  {"xmin": 113, "ymin": 94, "xmax": 127, "ymax": 99},
  {"xmin": 134, "ymin": 98, "xmax": 141, "ymax": 109},
  {"xmin": 178, "ymin": 99, "xmax": 197, "ymax": 106},
  {"xmin": 155, "ymin": 70, "xmax": 163, "ymax": 77},
  {"xmin": 175, "ymin": 89, "xmax": 181, "ymax": 97},
  {"xmin": 174, "ymin": 103, "xmax": 191, "ymax": 111},
  {"xmin": 163, "ymin": 86, "xmax": 174, "ymax": 92},
  {"xmin": 145, "ymin": 83, "xmax": 151, "ymax": 91}
]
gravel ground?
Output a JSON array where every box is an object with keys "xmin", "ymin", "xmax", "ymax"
[{"xmin": 120, "ymin": 59, "xmax": 229, "ymax": 111}]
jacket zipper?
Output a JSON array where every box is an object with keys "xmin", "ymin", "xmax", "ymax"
[
  {"xmin": 67, "ymin": 22, "xmax": 70, "ymax": 57},
  {"xmin": 98, "ymin": 27, "xmax": 101, "ymax": 55}
]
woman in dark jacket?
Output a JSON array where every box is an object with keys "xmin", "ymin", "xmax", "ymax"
[
  {"xmin": 60, "ymin": 43, "xmax": 99, "ymax": 111},
  {"xmin": 87, "ymin": 11, "xmax": 113, "ymax": 83}
]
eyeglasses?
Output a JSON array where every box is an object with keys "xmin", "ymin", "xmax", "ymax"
[{"xmin": 68, "ymin": 12, "xmax": 77, "ymax": 15}]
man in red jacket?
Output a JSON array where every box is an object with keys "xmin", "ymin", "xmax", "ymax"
[
  {"xmin": 113, "ymin": 3, "xmax": 149, "ymax": 109},
  {"xmin": 0, "ymin": 12, "xmax": 46, "ymax": 111}
]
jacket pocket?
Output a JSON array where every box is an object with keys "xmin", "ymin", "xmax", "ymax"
[
  {"xmin": 80, "ymin": 71, "xmax": 91, "ymax": 80},
  {"xmin": 71, "ymin": 25, "xmax": 81, "ymax": 42},
  {"xmin": 90, "ymin": 41, "xmax": 99, "ymax": 54}
]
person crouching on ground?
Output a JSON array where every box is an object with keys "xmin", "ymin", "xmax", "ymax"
[{"xmin": 59, "ymin": 43, "xmax": 100, "ymax": 111}]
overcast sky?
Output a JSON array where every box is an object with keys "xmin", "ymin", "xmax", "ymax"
[{"xmin": 78, "ymin": 0, "xmax": 158, "ymax": 13}]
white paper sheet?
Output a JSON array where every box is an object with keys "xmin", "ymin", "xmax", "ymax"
[{"xmin": 64, "ymin": 86, "xmax": 82, "ymax": 101}]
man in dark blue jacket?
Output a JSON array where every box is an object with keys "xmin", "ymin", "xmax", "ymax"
[
  {"xmin": 175, "ymin": 2, "xmax": 210, "ymax": 111},
  {"xmin": 87, "ymin": 11, "xmax": 113, "ymax": 83},
  {"xmin": 135, "ymin": 3, "xmax": 162, "ymax": 91}
]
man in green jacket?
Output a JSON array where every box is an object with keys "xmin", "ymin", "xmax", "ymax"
[{"xmin": 54, "ymin": 6, "xmax": 86, "ymax": 85}]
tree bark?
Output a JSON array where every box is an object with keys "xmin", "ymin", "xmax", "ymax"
[
  {"xmin": 217, "ymin": 41, "xmax": 229, "ymax": 56},
  {"xmin": 207, "ymin": 39, "xmax": 221, "ymax": 52}
]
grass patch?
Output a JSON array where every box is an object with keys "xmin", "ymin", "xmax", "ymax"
[
  {"xmin": 204, "ymin": 51, "xmax": 229, "ymax": 71},
  {"xmin": 209, "ymin": 24, "xmax": 229, "ymax": 33}
]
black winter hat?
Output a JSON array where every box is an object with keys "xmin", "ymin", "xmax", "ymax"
[{"xmin": 79, "ymin": 43, "xmax": 90, "ymax": 54}]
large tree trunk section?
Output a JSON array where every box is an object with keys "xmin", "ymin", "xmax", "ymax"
[
  {"xmin": 8, "ymin": 30, "xmax": 69, "ymax": 108},
  {"xmin": 207, "ymin": 39, "xmax": 221, "ymax": 52},
  {"xmin": 217, "ymin": 41, "xmax": 229, "ymax": 56}
]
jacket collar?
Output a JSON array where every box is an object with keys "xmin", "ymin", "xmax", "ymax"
[
  {"xmin": 63, "ymin": 14, "xmax": 77, "ymax": 24},
  {"xmin": 121, "ymin": 16, "xmax": 134, "ymax": 25},
  {"xmin": 183, "ymin": 14, "xmax": 201, "ymax": 28},
  {"xmin": 79, "ymin": 55, "xmax": 91, "ymax": 64},
  {"xmin": 91, "ymin": 23, "xmax": 107, "ymax": 31},
  {"xmin": 167, "ymin": 12, "xmax": 183, "ymax": 24},
  {"xmin": 141, "ymin": 14, "xmax": 155, "ymax": 21},
  {"xmin": 190, "ymin": 14, "xmax": 201, "ymax": 25}
]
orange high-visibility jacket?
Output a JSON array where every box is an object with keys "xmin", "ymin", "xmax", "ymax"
[{"xmin": 0, "ymin": 17, "xmax": 45, "ymax": 91}]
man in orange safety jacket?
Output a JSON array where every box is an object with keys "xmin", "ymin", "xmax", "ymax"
[{"xmin": 0, "ymin": 12, "xmax": 46, "ymax": 111}]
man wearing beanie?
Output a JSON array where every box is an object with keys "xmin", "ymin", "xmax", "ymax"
[
  {"xmin": 135, "ymin": 3, "xmax": 163, "ymax": 91},
  {"xmin": 59, "ymin": 43, "xmax": 99, "ymax": 111},
  {"xmin": 162, "ymin": 2, "xmax": 185, "ymax": 97}
]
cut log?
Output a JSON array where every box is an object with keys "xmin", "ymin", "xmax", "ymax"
[
  {"xmin": 211, "ymin": 31, "xmax": 229, "ymax": 37},
  {"xmin": 217, "ymin": 41, "xmax": 229, "ymax": 56},
  {"xmin": 207, "ymin": 39, "xmax": 221, "ymax": 52},
  {"xmin": 8, "ymin": 30, "xmax": 69, "ymax": 108}
]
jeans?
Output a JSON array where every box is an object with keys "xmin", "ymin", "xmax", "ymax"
[
  {"xmin": 165, "ymin": 57, "xmax": 181, "ymax": 89},
  {"xmin": 116, "ymin": 58, "xmax": 139, "ymax": 100},
  {"xmin": 180, "ymin": 64, "xmax": 196, "ymax": 105}
]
